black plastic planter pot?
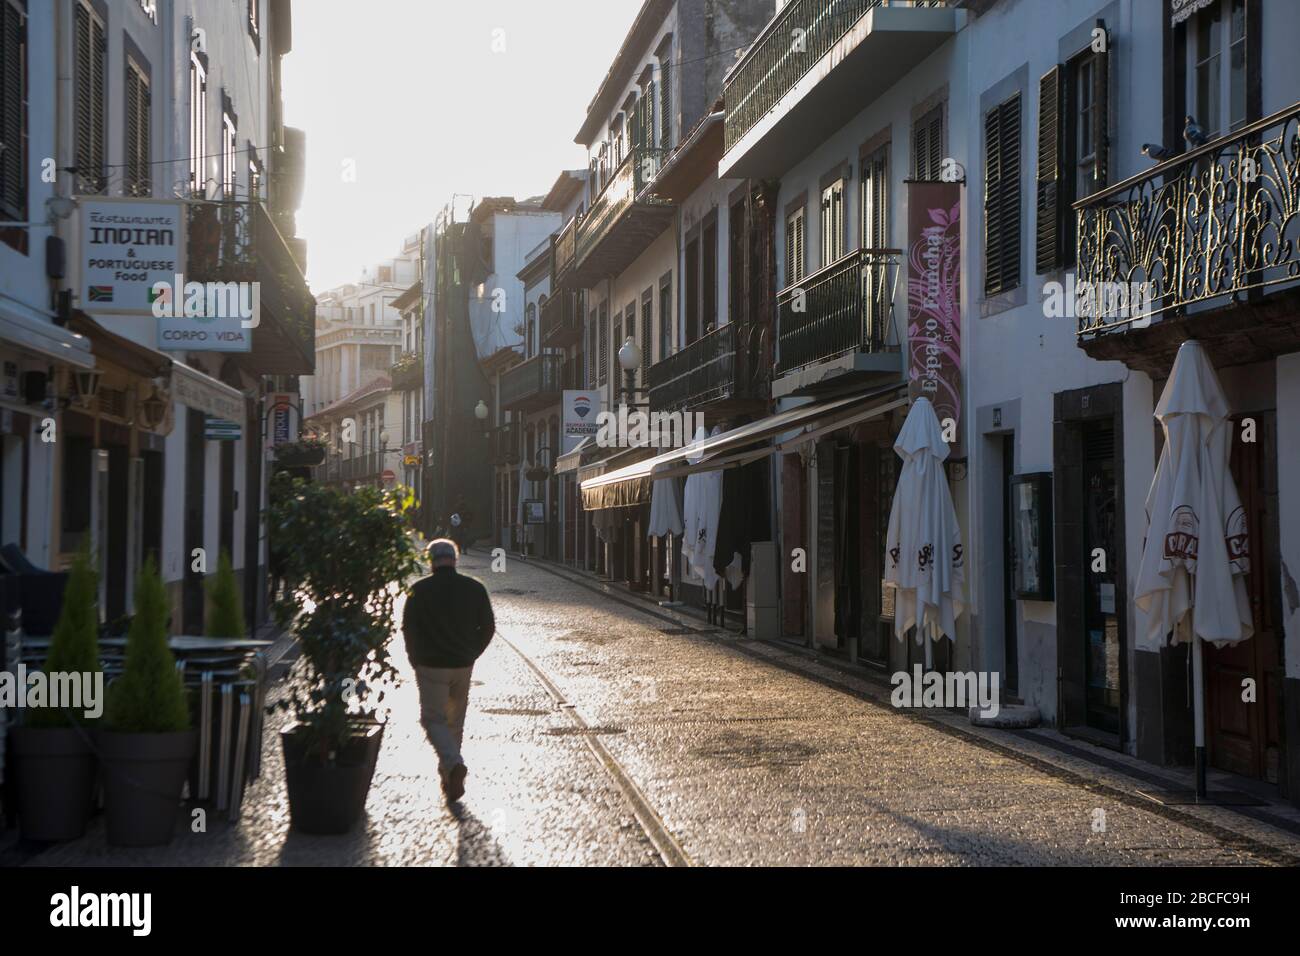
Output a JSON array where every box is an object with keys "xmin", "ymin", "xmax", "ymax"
[
  {"xmin": 10, "ymin": 726, "xmax": 97, "ymax": 841},
  {"xmin": 98, "ymin": 729, "xmax": 198, "ymax": 847},
  {"xmin": 282, "ymin": 722, "xmax": 384, "ymax": 835}
]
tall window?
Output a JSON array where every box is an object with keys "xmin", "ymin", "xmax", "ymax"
[
  {"xmin": 612, "ymin": 312, "xmax": 623, "ymax": 389},
  {"xmin": 912, "ymin": 105, "xmax": 944, "ymax": 181},
  {"xmin": 984, "ymin": 93, "xmax": 1022, "ymax": 297},
  {"xmin": 820, "ymin": 178, "xmax": 845, "ymax": 267},
  {"xmin": 189, "ymin": 52, "xmax": 208, "ymax": 195},
  {"xmin": 221, "ymin": 103, "xmax": 238, "ymax": 198},
  {"xmin": 658, "ymin": 273, "xmax": 672, "ymax": 361},
  {"xmin": 1191, "ymin": 0, "xmax": 1248, "ymax": 139},
  {"xmin": 861, "ymin": 145, "xmax": 889, "ymax": 327},
  {"xmin": 525, "ymin": 302, "xmax": 536, "ymax": 358},
  {"xmin": 702, "ymin": 218, "xmax": 717, "ymax": 335},
  {"xmin": 74, "ymin": 0, "xmax": 106, "ymax": 194},
  {"xmin": 657, "ymin": 38, "xmax": 673, "ymax": 150},
  {"xmin": 785, "ymin": 206, "xmax": 805, "ymax": 287},
  {"xmin": 124, "ymin": 58, "xmax": 151, "ymax": 197},
  {"xmin": 0, "ymin": 0, "xmax": 28, "ymax": 226},
  {"xmin": 640, "ymin": 288, "xmax": 653, "ymax": 378},
  {"xmin": 248, "ymin": 152, "xmax": 263, "ymax": 200}
]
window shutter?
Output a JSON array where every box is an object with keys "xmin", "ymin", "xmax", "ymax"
[
  {"xmin": 912, "ymin": 106, "xmax": 944, "ymax": 180},
  {"xmin": 91, "ymin": 13, "xmax": 105, "ymax": 191},
  {"xmin": 984, "ymin": 94, "xmax": 1022, "ymax": 297},
  {"xmin": 0, "ymin": 0, "xmax": 25, "ymax": 218},
  {"xmin": 1036, "ymin": 66, "xmax": 1065, "ymax": 274},
  {"xmin": 125, "ymin": 64, "xmax": 151, "ymax": 197},
  {"xmin": 659, "ymin": 56, "xmax": 671, "ymax": 149},
  {"xmin": 598, "ymin": 312, "xmax": 608, "ymax": 385},
  {"xmin": 640, "ymin": 306, "xmax": 651, "ymax": 375},
  {"xmin": 1092, "ymin": 44, "xmax": 1109, "ymax": 189}
]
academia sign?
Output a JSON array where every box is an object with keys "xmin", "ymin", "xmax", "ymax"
[
  {"xmin": 561, "ymin": 389, "xmax": 601, "ymax": 454},
  {"xmin": 80, "ymin": 198, "xmax": 184, "ymax": 315},
  {"xmin": 906, "ymin": 181, "xmax": 963, "ymax": 455}
]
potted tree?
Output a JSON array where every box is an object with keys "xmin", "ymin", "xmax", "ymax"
[
  {"xmin": 10, "ymin": 547, "xmax": 101, "ymax": 841},
  {"xmin": 206, "ymin": 548, "xmax": 246, "ymax": 639},
  {"xmin": 266, "ymin": 472, "xmax": 420, "ymax": 834},
  {"xmin": 99, "ymin": 560, "xmax": 196, "ymax": 846}
]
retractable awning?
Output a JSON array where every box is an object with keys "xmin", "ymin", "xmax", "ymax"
[
  {"xmin": 581, "ymin": 382, "xmax": 909, "ymax": 511},
  {"xmin": 555, "ymin": 436, "xmax": 597, "ymax": 474}
]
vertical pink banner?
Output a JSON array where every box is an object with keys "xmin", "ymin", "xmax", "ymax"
[{"xmin": 906, "ymin": 181, "xmax": 962, "ymax": 453}]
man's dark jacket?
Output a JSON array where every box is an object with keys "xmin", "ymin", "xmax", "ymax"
[{"xmin": 402, "ymin": 567, "xmax": 495, "ymax": 669}]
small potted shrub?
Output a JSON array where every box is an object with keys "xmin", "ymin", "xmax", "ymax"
[
  {"xmin": 98, "ymin": 560, "xmax": 196, "ymax": 847},
  {"xmin": 11, "ymin": 547, "xmax": 101, "ymax": 841},
  {"xmin": 266, "ymin": 472, "xmax": 420, "ymax": 834}
]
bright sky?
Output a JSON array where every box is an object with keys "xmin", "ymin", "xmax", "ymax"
[{"xmin": 283, "ymin": 0, "xmax": 644, "ymax": 293}]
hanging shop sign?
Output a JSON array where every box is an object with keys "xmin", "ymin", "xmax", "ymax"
[
  {"xmin": 906, "ymin": 181, "xmax": 963, "ymax": 457},
  {"xmin": 80, "ymin": 198, "xmax": 185, "ymax": 316},
  {"xmin": 270, "ymin": 393, "xmax": 296, "ymax": 445},
  {"xmin": 204, "ymin": 419, "xmax": 242, "ymax": 441},
  {"xmin": 562, "ymin": 389, "xmax": 602, "ymax": 454}
]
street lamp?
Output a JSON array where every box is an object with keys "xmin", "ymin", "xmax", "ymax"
[{"xmin": 617, "ymin": 336, "xmax": 642, "ymax": 404}]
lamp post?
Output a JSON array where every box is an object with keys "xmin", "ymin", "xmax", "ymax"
[{"xmin": 617, "ymin": 336, "xmax": 643, "ymax": 405}]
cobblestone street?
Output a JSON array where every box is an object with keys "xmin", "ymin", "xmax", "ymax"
[{"xmin": 21, "ymin": 554, "xmax": 1300, "ymax": 867}]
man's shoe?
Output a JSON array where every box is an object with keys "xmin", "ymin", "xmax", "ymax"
[{"xmin": 446, "ymin": 764, "xmax": 468, "ymax": 802}]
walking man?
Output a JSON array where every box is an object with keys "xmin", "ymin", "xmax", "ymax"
[{"xmin": 402, "ymin": 538, "xmax": 495, "ymax": 802}]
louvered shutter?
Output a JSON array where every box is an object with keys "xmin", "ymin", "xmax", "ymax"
[
  {"xmin": 913, "ymin": 106, "xmax": 944, "ymax": 180},
  {"xmin": 0, "ymin": 0, "xmax": 24, "ymax": 218},
  {"xmin": 640, "ymin": 302, "xmax": 651, "ymax": 378},
  {"xmin": 1036, "ymin": 66, "xmax": 1065, "ymax": 273},
  {"xmin": 1092, "ymin": 43, "xmax": 1109, "ymax": 189},
  {"xmin": 74, "ymin": 4, "xmax": 105, "ymax": 194},
  {"xmin": 985, "ymin": 95, "xmax": 1022, "ymax": 297},
  {"xmin": 90, "ymin": 14, "xmax": 104, "ymax": 192},
  {"xmin": 659, "ymin": 55, "xmax": 671, "ymax": 149},
  {"xmin": 598, "ymin": 309, "xmax": 608, "ymax": 385},
  {"xmin": 587, "ymin": 320, "xmax": 596, "ymax": 386}
]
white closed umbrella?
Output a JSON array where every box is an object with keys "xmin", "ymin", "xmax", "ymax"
[
  {"xmin": 1134, "ymin": 340, "xmax": 1252, "ymax": 799},
  {"xmin": 647, "ymin": 462, "xmax": 684, "ymax": 538},
  {"xmin": 883, "ymin": 397, "xmax": 965, "ymax": 664}
]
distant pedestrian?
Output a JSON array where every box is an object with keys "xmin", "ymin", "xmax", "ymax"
[{"xmin": 402, "ymin": 538, "xmax": 496, "ymax": 802}]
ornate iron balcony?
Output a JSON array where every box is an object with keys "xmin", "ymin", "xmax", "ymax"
[
  {"xmin": 500, "ymin": 353, "xmax": 566, "ymax": 411},
  {"xmin": 647, "ymin": 322, "xmax": 743, "ymax": 414},
  {"xmin": 1075, "ymin": 101, "xmax": 1300, "ymax": 335},
  {"xmin": 775, "ymin": 249, "xmax": 898, "ymax": 376},
  {"xmin": 554, "ymin": 217, "xmax": 577, "ymax": 285},
  {"xmin": 186, "ymin": 198, "xmax": 315, "ymax": 374},
  {"xmin": 723, "ymin": 1, "xmax": 946, "ymax": 153},
  {"xmin": 542, "ymin": 290, "xmax": 584, "ymax": 347},
  {"xmin": 575, "ymin": 146, "xmax": 670, "ymax": 273}
]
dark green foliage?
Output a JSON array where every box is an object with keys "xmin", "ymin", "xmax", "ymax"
[
  {"xmin": 105, "ymin": 559, "xmax": 190, "ymax": 733},
  {"xmin": 28, "ymin": 546, "xmax": 101, "ymax": 729},
  {"xmin": 265, "ymin": 473, "xmax": 422, "ymax": 759},
  {"xmin": 206, "ymin": 548, "xmax": 246, "ymax": 639}
]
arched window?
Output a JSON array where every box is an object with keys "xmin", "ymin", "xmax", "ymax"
[{"xmin": 525, "ymin": 302, "xmax": 537, "ymax": 357}]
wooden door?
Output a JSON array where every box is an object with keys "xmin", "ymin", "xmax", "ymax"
[
  {"xmin": 781, "ymin": 453, "xmax": 805, "ymax": 637},
  {"xmin": 1206, "ymin": 411, "xmax": 1281, "ymax": 782}
]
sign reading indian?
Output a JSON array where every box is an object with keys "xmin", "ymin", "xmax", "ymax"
[
  {"xmin": 80, "ymin": 198, "xmax": 184, "ymax": 315},
  {"xmin": 906, "ymin": 181, "xmax": 962, "ymax": 454}
]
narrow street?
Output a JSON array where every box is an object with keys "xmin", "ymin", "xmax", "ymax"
[{"xmin": 22, "ymin": 555, "xmax": 1300, "ymax": 867}]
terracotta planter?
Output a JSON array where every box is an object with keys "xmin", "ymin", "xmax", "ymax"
[
  {"xmin": 99, "ymin": 729, "xmax": 198, "ymax": 847},
  {"xmin": 10, "ymin": 726, "xmax": 97, "ymax": 841},
  {"xmin": 281, "ymin": 721, "xmax": 384, "ymax": 835}
]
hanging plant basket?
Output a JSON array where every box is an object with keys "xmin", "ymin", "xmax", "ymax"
[{"xmin": 275, "ymin": 442, "xmax": 327, "ymax": 467}]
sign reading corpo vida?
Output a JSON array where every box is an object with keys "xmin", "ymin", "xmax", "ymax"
[
  {"xmin": 81, "ymin": 199, "xmax": 184, "ymax": 315},
  {"xmin": 562, "ymin": 389, "xmax": 601, "ymax": 454},
  {"xmin": 907, "ymin": 181, "xmax": 963, "ymax": 455}
]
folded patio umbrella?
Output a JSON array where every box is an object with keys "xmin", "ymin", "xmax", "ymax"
[
  {"xmin": 883, "ymin": 397, "xmax": 965, "ymax": 647},
  {"xmin": 1134, "ymin": 339, "xmax": 1252, "ymax": 797},
  {"xmin": 647, "ymin": 463, "xmax": 684, "ymax": 538}
]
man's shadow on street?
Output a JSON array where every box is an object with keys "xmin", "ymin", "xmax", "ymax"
[{"xmin": 448, "ymin": 803, "xmax": 511, "ymax": 867}]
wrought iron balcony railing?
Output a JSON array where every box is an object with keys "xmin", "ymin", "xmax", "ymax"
[
  {"xmin": 575, "ymin": 146, "xmax": 669, "ymax": 268},
  {"xmin": 775, "ymin": 249, "xmax": 898, "ymax": 376},
  {"xmin": 500, "ymin": 352, "xmax": 566, "ymax": 410},
  {"xmin": 723, "ymin": 1, "xmax": 946, "ymax": 153},
  {"xmin": 1075, "ymin": 101, "xmax": 1300, "ymax": 335},
  {"xmin": 492, "ymin": 422, "xmax": 521, "ymax": 466},
  {"xmin": 390, "ymin": 352, "xmax": 423, "ymax": 391},
  {"xmin": 186, "ymin": 198, "xmax": 315, "ymax": 374},
  {"xmin": 647, "ymin": 322, "xmax": 743, "ymax": 414},
  {"xmin": 554, "ymin": 217, "xmax": 578, "ymax": 285},
  {"xmin": 541, "ymin": 290, "xmax": 584, "ymax": 347}
]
